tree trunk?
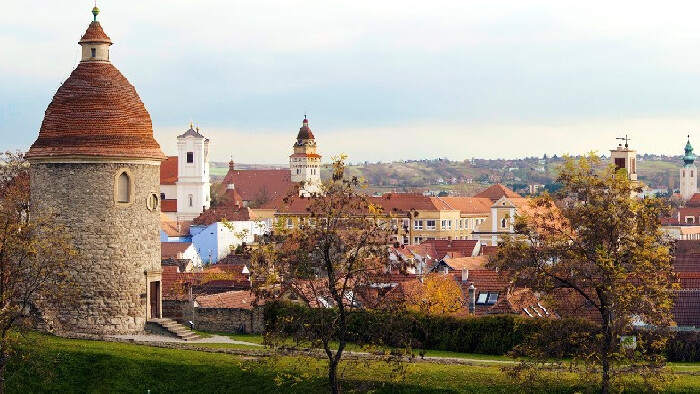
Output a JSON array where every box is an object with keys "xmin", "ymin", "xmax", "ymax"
[
  {"xmin": 0, "ymin": 349, "xmax": 7, "ymax": 394},
  {"xmin": 601, "ymin": 309, "xmax": 612, "ymax": 394},
  {"xmin": 329, "ymin": 358, "xmax": 340, "ymax": 394}
]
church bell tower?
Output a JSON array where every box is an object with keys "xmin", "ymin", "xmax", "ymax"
[
  {"xmin": 290, "ymin": 116, "xmax": 322, "ymax": 196},
  {"xmin": 680, "ymin": 135, "xmax": 697, "ymax": 201}
]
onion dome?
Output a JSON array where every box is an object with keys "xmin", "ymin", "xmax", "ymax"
[
  {"xmin": 683, "ymin": 135, "xmax": 696, "ymax": 168},
  {"xmin": 26, "ymin": 9, "xmax": 164, "ymax": 161},
  {"xmin": 295, "ymin": 116, "xmax": 315, "ymax": 141}
]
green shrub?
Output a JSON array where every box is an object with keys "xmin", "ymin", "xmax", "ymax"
[
  {"xmin": 666, "ymin": 330, "xmax": 700, "ymax": 362},
  {"xmin": 263, "ymin": 301, "xmax": 593, "ymax": 356}
]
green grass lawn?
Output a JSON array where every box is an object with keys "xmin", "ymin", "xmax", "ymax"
[{"xmin": 7, "ymin": 331, "xmax": 700, "ymax": 393}]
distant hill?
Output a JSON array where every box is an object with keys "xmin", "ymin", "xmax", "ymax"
[{"xmin": 211, "ymin": 154, "xmax": 683, "ymax": 196}]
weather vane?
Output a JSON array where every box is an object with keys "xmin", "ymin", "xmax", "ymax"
[{"xmin": 616, "ymin": 134, "xmax": 630, "ymax": 148}]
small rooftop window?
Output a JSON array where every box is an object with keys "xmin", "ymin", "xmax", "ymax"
[
  {"xmin": 91, "ymin": 48, "xmax": 96, "ymax": 58},
  {"xmin": 487, "ymin": 292, "xmax": 499, "ymax": 304}
]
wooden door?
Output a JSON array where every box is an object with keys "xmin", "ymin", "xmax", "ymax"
[{"xmin": 150, "ymin": 281, "xmax": 161, "ymax": 319}]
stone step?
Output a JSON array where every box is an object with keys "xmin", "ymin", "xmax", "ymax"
[{"xmin": 148, "ymin": 319, "xmax": 201, "ymax": 341}]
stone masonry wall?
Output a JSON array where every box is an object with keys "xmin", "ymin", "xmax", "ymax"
[
  {"xmin": 163, "ymin": 300, "xmax": 193, "ymax": 323},
  {"xmin": 194, "ymin": 307, "xmax": 264, "ymax": 334},
  {"xmin": 30, "ymin": 162, "xmax": 161, "ymax": 335}
]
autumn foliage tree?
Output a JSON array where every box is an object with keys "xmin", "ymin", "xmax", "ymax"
[
  {"xmin": 251, "ymin": 157, "xmax": 395, "ymax": 394},
  {"xmin": 403, "ymin": 273, "xmax": 464, "ymax": 315},
  {"xmin": 490, "ymin": 154, "xmax": 676, "ymax": 393},
  {"xmin": 0, "ymin": 152, "xmax": 74, "ymax": 392}
]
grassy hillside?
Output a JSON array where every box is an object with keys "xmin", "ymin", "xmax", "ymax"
[
  {"xmin": 7, "ymin": 332, "xmax": 700, "ymax": 393},
  {"xmin": 210, "ymin": 155, "xmax": 682, "ymax": 195}
]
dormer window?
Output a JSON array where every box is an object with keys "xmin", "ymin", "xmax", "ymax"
[{"xmin": 91, "ymin": 48, "xmax": 96, "ymax": 58}]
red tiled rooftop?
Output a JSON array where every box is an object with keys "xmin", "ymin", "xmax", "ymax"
[
  {"xmin": 221, "ymin": 169, "xmax": 294, "ymax": 203},
  {"xmin": 193, "ymin": 206, "xmax": 251, "ymax": 226},
  {"xmin": 461, "ymin": 269, "xmax": 511, "ymax": 294},
  {"xmin": 439, "ymin": 197, "xmax": 493, "ymax": 214},
  {"xmin": 676, "ymin": 240, "xmax": 700, "ymax": 254},
  {"xmin": 686, "ymin": 193, "xmax": 700, "ymax": 207},
  {"xmin": 441, "ymin": 256, "xmax": 488, "ymax": 271},
  {"xmin": 161, "ymin": 199, "xmax": 177, "ymax": 213},
  {"xmin": 26, "ymin": 61, "xmax": 165, "ymax": 160},
  {"xmin": 673, "ymin": 289, "xmax": 700, "ymax": 327},
  {"xmin": 679, "ymin": 272, "xmax": 700, "ymax": 289},
  {"xmin": 79, "ymin": 21, "xmax": 112, "ymax": 44},
  {"xmin": 196, "ymin": 290, "xmax": 263, "ymax": 309},
  {"xmin": 422, "ymin": 239, "xmax": 478, "ymax": 259},
  {"xmin": 160, "ymin": 217, "xmax": 191, "ymax": 237},
  {"xmin": 473, "ymin": 184, "xmax": 521, "ymax": 201},
  {"xmin": 160, "ymin": 156, "xmax": 178, "ymax": 185},
  {"xmin": 674, "ymin": 254, "xmax": 700, "ymax": 272},
  {"xmin": 161, "ymin": 242, "xmax": 192, "ymax": 259},
  {"xmin": 369, "ymin": 193, "xmax": 451, "ymax": 213}
]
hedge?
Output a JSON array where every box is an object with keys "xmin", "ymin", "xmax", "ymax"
[
  {"xmin": 264, "ymin": 301, "xmax": 700, "ymax": 361},
  {"xmin": 666, "ymin": 331, "xmax": 700, "ymax": 362},
  {"xmin": 264, "ymin": 301, "xmax": 593, "ymax": 356}
]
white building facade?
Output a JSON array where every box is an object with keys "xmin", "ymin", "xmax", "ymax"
[{"xmin": 175, "ymin": 125, "xmax": 211, "ymax": 221}]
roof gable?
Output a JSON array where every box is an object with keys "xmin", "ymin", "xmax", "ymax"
[{"xmin": 474, "ymin": 184, "xmax": 521, "ymax": 201}]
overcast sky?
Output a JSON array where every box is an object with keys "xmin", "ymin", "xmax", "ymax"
[{"xmin": 3, "ymin": 1, "xmax": 700, "ymax": 163}]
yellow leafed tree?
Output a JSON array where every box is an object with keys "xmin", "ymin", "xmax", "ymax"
[{"xmin": 404, "ymin": 273, "xmax": 464, "ymax": 315}]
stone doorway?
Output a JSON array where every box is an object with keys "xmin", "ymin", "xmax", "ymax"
[{"xmin": 149, "ymin": 281, "xmax": 161, "ymax": 319}]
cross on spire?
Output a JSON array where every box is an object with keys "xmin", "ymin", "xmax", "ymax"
[{"xmin": 616, "ymin": 134, "xmax": 631, "ymax": 148}]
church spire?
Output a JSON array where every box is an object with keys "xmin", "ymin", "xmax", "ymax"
[{"xmin": 684, "ymin": 135, "xmax": 696, "ymax": 168}]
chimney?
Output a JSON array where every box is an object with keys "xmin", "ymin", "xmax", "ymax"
[
  {"xmin": 468, "ymin": 284, "xmax": 476, "ymax": 314},
  {"xmin": 461, "ymin": 269, "xmax": 469, "ymax": 282}
]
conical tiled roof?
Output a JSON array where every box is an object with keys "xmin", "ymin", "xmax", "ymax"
[
  {"xmin": 26, "ymin": 20, "xmax": 164, "ymax": 161},
  {"xmin": 79, "ymin": 21, "xmax": 112, "ymax": 44}
]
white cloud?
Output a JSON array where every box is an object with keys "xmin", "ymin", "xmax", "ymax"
[{"xmin": 6, "ymin": 1, "xmax": 700, "ymax": 163}]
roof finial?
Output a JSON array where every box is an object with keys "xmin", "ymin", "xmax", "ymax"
[
  {"xmin": 189, "ymin": 121, "xmax": 194, "ymax": 129},
  {"xmin": 616, "ymin": 134, "xmax": 630, "ymax": 148},
  {"xmin": 92, "ymin": 1, "xmax": 100, "ymax": 22}
]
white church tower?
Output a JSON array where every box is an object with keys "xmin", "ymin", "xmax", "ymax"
[
  {"xmin": 290, "ymin": 116, "xmax": 322, "ymax": 197},
  {"xmin": 610, "ymin": 135, "xmax": 637, "ymax": 181},
  {"xmin": 680, "ymin": 135, "xmax": 697, "ymax": 201},
  {"xmin": 176, "ymin": 124, "xmax": 211, "ymax": 220}
]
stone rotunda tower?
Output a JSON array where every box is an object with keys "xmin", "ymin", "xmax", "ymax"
[{"xmin": 25, "ymin": 7, "xmax": 165, "ymax": 334}]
